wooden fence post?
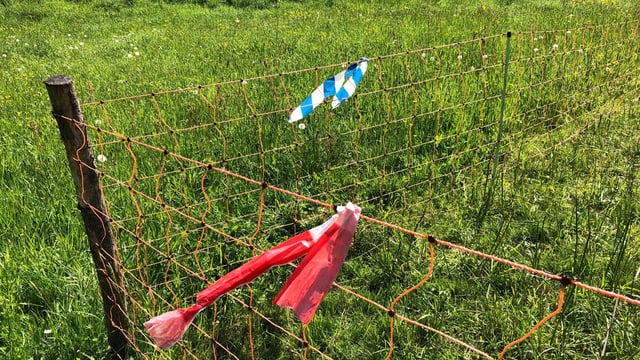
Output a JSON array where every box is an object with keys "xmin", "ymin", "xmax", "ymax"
[{"xmin": 44, "ymin": 75, "xmax": 130, "ymax": 359}]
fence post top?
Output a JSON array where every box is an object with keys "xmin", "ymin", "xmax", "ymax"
[{"xmin": 44, "ymin": 75, "xmax": 73, "ymax": 86}]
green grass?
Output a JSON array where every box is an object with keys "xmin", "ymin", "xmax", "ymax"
[{"xmin": 1, "ymin": 0, "xmax": 640, "ymax": 359}]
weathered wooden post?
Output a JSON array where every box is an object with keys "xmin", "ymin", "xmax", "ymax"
[{"xmin": 44, "ymin": 75, "xmax": 130, "ymax": 359}]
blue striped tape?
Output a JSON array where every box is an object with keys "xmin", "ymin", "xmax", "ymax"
[{"xmin": 289, "ymin": 57, "xmax": 368, "ymax": 123}]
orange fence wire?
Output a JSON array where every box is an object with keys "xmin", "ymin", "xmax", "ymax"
[{"xmin": 57, "ymin": 21, "xmax": 640, "ymax": 359}]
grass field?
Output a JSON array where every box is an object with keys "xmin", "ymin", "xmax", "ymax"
[{"xmin": 1, "ymin": 0, "xmax": 640, "ymax": 359}]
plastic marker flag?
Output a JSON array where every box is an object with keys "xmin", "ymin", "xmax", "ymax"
[
  {"xmin": 144, "ymin": 203, "xmax": 361, "ymax": 350},
  {"xmin": 288, "ymin": 57, "xmax": 368, "ymax": 123}
]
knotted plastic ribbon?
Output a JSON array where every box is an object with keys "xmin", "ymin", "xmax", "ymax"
[
  {"xmin": 144, "ymin": 203, "xmax": 361, "ymax": 349},
  {"xmin": 288, "ymin": 58, "xmax": 368, "ymax": 123}
]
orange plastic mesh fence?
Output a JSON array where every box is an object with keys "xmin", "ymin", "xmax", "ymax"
[{"xmin": 61, "ymin": 22, "xmax": 640, "ymax": 359}]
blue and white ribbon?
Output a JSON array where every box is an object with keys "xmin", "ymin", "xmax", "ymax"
[{"xmin": 289, "ymin": 57, "xmax": 368, "ymax": 123}]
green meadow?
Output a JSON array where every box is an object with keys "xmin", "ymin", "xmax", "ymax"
[{"xmin": 1, "ymin": 0, "xmax": 639, "ymax": 359}]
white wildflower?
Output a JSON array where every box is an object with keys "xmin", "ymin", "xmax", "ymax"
[
  {"xmin": 97, "ymin": 154, "xmax": 107, "ymax": 163},
  {"xmin": 43, "ymin": 329, "xmax": 52, "ymax": 335},
  {"xmin": 457, "ymin": 55, "xmax": 463, "ymax": 60},
  {"xmin": 298, "ymin": 123, "xmax": 306, "ymax": 130},
  {"xmin": 127, "ymin": 53, "xmax": 133, "ymax": 58}
]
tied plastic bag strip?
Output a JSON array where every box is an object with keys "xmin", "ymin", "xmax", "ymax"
[{"xmin": 144, "ymin": 203, "xmax": 361, "ymax": 350}]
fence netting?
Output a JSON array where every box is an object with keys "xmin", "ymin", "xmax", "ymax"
[{"xmin": 68, "ymin": 21, "xmax": 640, "ymax": 359}]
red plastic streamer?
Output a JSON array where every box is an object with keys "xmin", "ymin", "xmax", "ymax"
[{"xmin": 144, "ymin": 203, "xmax": 361, "ymax": 350}]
